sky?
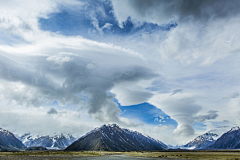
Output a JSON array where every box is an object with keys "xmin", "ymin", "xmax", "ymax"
[{"xmin": 0, "ymin": 0, "xmax": 240, "ymax": 146}]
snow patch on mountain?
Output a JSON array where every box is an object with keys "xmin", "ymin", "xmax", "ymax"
[
  {"xmin": 182, "ymin": 132, "xmax": 219, "ymax": 149},
  {"xmin": 17, "ymin": 133, "xmax": 77, "ymax": 149}
]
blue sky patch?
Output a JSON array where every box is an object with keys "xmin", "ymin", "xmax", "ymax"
[
  {"xmin": 38, "ymin": 0, "xmax": 177, "ymax": 40},
  {"xmin": 114, "ymin": 99, "xmax": 177, "ymax": 126}
]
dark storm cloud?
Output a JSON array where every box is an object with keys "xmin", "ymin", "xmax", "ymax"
[{"xmin": 112, "ymin": 0, "xmax": 240, "ymax": 25}]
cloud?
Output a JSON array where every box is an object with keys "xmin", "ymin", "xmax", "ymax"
[
  {"xmin": 192, "ymin": 110, "xmax": 218, "ymax": 122},
  {"xmin": 106, "ymin": 1, "xmax": 240, "ymax": 142},
  {"xmin": 149, "ymin": 93, "xmax": 220, "ymax": 137},
  {"xmin": 174, "ymin": 124, "xmax": 195, "ymax": 137},
  {"xmin": 111, "ymin": 0, "xmax": 240, "ymax": 25},
  {"xmin": 0, "ymin": 0, "xmax": 160, "ymax": 130},
  {"xmin": 216, "ymin": 125, "xmax": 229, "ymax": 129},
  {"xmin": 0, "ymin": 36, "xmax": 157, "ymax": 127},
  {"xmin": 111, "ymin": 0, "xmax": 240, "ymax": 66},
  {"xmin": 223, "ymin": 92, "xmax": 240, "ymax": 99},
  {"xmin": 47, "ymin": 108, "xmax": 58, "ymax": 115},
  {"xmin": 0, "ymin": 98, "xmax": 98, "ymax": 136},
  {"xmin": 0, "ymin": 0, "xmax": 84, "ymax": 43},
  {"xmin": 112, "ymin": 86, "xmax": 154, "ymax": 106},
  {"xmin": 171, "ymin": 89, "xmax": 183, "ymax": 96}
]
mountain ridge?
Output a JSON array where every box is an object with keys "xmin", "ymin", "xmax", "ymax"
[
  {"xmin": 182, "ymin": 132, "xmax": 219, "ymax": 149},
  {"xmin": 65, "ymin": 124, "xmax": 168, "ymax": 151},
  {"xmin": 208, "ymin": 126, "xmax": 240, "ymax": 149},
  {"xmin": 17, "ymin": 133, "xmax": 77, "ymax": 149},
  {"xmin": 0, "ymin": 128, "xmax": 25, "ymax": 151}
]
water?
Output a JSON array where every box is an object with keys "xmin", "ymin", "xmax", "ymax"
[{"xmin": 72, "ymin": 155, "xmax": 185, "ymax": 160}]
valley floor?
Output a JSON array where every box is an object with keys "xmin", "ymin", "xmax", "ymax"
[
  {"xmin": 1, "ymin": 150, "xmax": 240, "ymax": 160},
  {"xmin": 129, "ymin": 150, "xmax": 240, "ymax": 160}
]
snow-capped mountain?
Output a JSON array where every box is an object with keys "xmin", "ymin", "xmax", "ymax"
[
  {"xmin": 208, "ymin": 126, "xmax": 240, "ymax": 149},
  {"xmin": 182, "ymin": 132, "xmax": 219, "ymax": 149},
  {"xmin": 65, "ymin": 124, "xmax": 168, "ymax": 151},
  {"xmin": 0, "ymin": 128, "xmax": 25, "ymax": 151},
  {"xmin": 17, "ymin": 133, "xmax": 77, "ymax": 149}
]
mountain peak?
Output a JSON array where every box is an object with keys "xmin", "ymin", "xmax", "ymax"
[
  {"xmin": 17, "ymin": 133, "xmax": 77, "ymax": 149},
  {"xmin": 99, "ymin": 124, "xmax": 120, "ymax": 129},
  {"xmin": 66, "ymin": 124, "xmax": 167, "ymax": 151},
  {"xmin": 229, "ymin": 126, "xmax": 240, "ymax": 132},
  {"xmin": 0, "ymin": 128, "xmax": 25, "ymax": 151},
  {"xmin": 0, "ymin": 128, "xmax": 11, "ymax": 136},
  {"xmin": 208, "ymin": 126, "xmax": 240, "ymax": 149},
  {"xmin": 182, "ymin": 131, "xmax": 219, "ymax": 149},
  {"xmin": 107, "ymin": 124, "xmax": 119, "ymax": 128}
]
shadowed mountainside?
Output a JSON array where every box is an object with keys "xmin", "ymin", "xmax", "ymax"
[
  {"xmin": 65, "ymin": 124, "xmax": 167, "ymax": 151},
  {"xmin": 0, "ymin": 128, "xmax": 25, "ymax": 151},
  {"xmin": 208, "ymin": 127, "xmax": 240, "ymax": 149}
]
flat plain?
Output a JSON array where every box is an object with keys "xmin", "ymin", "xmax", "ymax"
[{"xmin": 1, "ymin": 150, "xmax": 240, "ymax": 160}]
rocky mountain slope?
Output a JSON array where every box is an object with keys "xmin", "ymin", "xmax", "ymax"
[
  {"xmin": 208, "ymin": 127, "xmax": 240, "ymax": 149},
  {"xmin": 182, "ymin": 132, "xmax": 219, "ymax": 149},
  {"xmin": 17, "ymin": 133, "xmax": 77, "ymax": 149},
  {"xmin": 0, "ymin": 128, "xmax": 25, "ymax": 151},
  {"xmin": 65, "ymin": 124, "xmax": 168, "ymax": 151}
]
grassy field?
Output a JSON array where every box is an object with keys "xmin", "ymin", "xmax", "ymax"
[
  {"xmin": 127, "ymin": 150, "xmax": 240, "ymax": 160},
  {"xmin": 0, "ymin": 151, "xmax": 104, "ymax": 160},
  {"xmin": 1, "ymin": 150, "xmax": 240, "ymax": 159}
]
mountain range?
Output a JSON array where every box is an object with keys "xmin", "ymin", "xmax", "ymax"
[
  {"xmin": 17, "ymin": 133, "xmax": 77, "ymax": 149},
  {"xmin": 2, "ymin": 125, "xmax": 240, "ymax": 151},
  {"xmin": 65, "ymin": 124, "xmax": 168, "ymax": 151}
]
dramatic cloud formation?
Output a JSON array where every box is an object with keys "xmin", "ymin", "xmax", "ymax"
[
  {"xmin": 0, "ymin": 39, "xmax": 157, "ymax": 126},
  {"xmin": 1, "ymin": 0, "xmax": 240, "ymax": 145},
  {"xmin": 111, "ymin": 0, "xmax": 240, "ymax": 24},
  {"xmin": 110, "ymin": 0, "xmax": 240, "ymax": 140}
]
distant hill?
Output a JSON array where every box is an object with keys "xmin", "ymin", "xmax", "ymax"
[
  {"xmin": 208, "ymin": 127, "xmax": 240, "ymax": 149},
  {"xmin": 65, "ymin": 124, "xmax": 168, "ymax": 151},
  {"xmin": 17, "ymin": 133, "xmax": 77, "ymax": 149},
  {"xmin": 26, "ymin": 146, "xmax": 48, "ymax": 151},
  {"xmin": 182, "ymin": 132, "xmax": 219, "ymax": 149},
  {"xmin": 0, "ymin": 128, "xmax": 25, "ymax": 151}
]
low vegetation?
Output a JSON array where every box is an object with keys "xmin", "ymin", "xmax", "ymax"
[
  {"xmin": 0, "ymin": 151, "xmax": 102, "ymax": 160},
  {"xmin": 1, "ymin": 150, "xmax": 240, "ymax": 159},
  {"xmin": 127, "ymin": 150, "xmax": 240, "ymax": 160}
]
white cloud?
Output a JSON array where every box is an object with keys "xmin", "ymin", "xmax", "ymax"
[
  {"xmin": 0, "ymin": 0, "xmax": 158, "ymax": 129},
  {"xmin": 109, "ymin": 0, "xmax": 240, "ymax": 142}
]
